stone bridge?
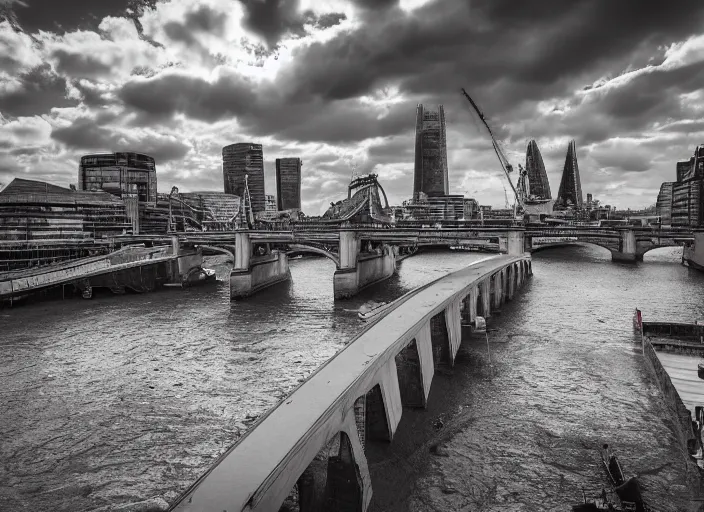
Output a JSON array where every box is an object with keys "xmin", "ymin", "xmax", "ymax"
[
  {"xmin": 112, "ymin": 226, "xmax": 525, "ymax": 300},
  {"xmin": 525, "ymin": 226, "xmax": 693, "ymax": 262},
  {"xmin": 107, "ymin": 225, "xmax": 688, "ymax": 299},
  {"xmin": 168, "ymin": 254, "xmax": 532, "ymax": 512}
]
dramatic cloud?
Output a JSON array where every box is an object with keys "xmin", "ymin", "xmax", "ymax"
[
  {"xmin": 51, "ymin": 116, "xmax": 191, "ymax": 162},
  {"xmin": 2, "ymin": 0, "xmax": 704, "ymax": 212}
]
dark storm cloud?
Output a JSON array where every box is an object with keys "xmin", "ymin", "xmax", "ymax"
[
  {"xmin": 519, "ymin": 59, "xmax": 704, "ymax": 147},
  {"xmin": 51, "ymin": 116, "xmax": 190, "ymax": 162},
  {"xmin": 186, "ymin": 4, "xmax": 226, "ymax": 33},
  {"xmin": 52, "ymin": 48, "xmax": 113, "ymax": 79},
  {"xmin": 119, "ymin": 72, "xmax": 258, "ymax": 122},
  {"xmin": 351, "ymin": 0, "xmax": 398, "ymax": 10},
  {"xmin": 315, "ymin": 12, "xmax": 346, "ymax": 29},
  {"xmin": 71, "ymin": 80, "xmax": 113, "ymax": 107},
  {"xmin": 51, "ymin": 117, "xmax": 114, "ymax": 148},
  {"xmin": 0, "ymin": 63, "xmax": 75, "ymax": 116},
  {"xmin": 237, "ymin": 0, "xmax": 316, "ymax": 49},
  {"xmin": 6, "ymin": 0, "xmax": 159, "ymax": 33},
  {"xmin": 239, "ymin": 99, "xmax": 416, "ymax": 143},
  {"xmin": 163, "ymin": 4, "xmax": 227, "ymax": 46},
  {"xmin": 279, "ymin": 0, "xmax": 704, "ymax": 116}
]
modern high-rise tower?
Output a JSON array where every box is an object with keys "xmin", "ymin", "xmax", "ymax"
[
  {"xmin": 275, "ymin": 157, "xmax": 302, "ymax": 210},
  {"xmin": 525, "ymin": 140, "xmax": 551, "ymax": 200},
  {"xmin": 222, "ymin": 143, "xmax": 265, "ymax": 213},
  {"xmin": 556, "ymin": 140, "xmax": 583, "ymax": 208},
  {"xmin": 413, "ymin": 104, "xmax": 449, "ymax": 197}
]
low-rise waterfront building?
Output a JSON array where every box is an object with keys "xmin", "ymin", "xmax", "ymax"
[{"xmin": 0, "ymin": 178, "xmax": 130, "ymax": 271}]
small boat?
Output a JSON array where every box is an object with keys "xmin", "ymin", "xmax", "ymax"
[
  {"xmin": 358, "ymin": 300, "xmax": 394, "ymax": 321},
  {"xmin": 571, "ymin": 488, "xmax": 634, "ymax": 512},
  {"xmin": 599, "ymin": 444, "xmax": 645, "ymax": 512},
  {"xmin": 167, "ymin": 267, "xmax": 217, "ymax": 288}
]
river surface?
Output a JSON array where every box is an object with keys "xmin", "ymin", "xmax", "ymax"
[{"xmin": 1, "ymin": 246, "xmax": 703, "ymax": 511}]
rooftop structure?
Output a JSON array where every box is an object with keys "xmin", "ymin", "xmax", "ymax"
[
  {"xmin": 323, "ymin": 174, "xmax": 391, "ymax": 223},
  {"xmin": 78, "ymin": 152, "xmax": 157, "ymax": 204},
  {"xmin": 222, "ymin": 143, "xmax": 266, "ymax": 213},
  {"xmin": 413, "ymin": 104, "xmax": 449, "ymax": 197},
  {"xmin": 555, "ymin": 140, "xmax": 583, "ymax": 208},
  {"xmin": 525, "ymin": 140, "xmax": 552, "ymax": 200},
  {"xmin": 275, "ymin": 158, "xmax": 302, "ymax": 211}
]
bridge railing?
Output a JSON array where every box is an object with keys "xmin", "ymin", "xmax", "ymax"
[{"xmin": 169, "ymin": 254, "xmax": 533, "ymax": 512}]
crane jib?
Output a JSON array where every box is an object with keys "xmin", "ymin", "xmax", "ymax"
[{"xmin": 460, "ymin": 87, "xmax": 521, "ymax": 206}]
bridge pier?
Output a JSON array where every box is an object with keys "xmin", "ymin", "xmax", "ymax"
[
  {"xmin": 394, "ymin": 323, "xmax": 434, "ymax": 408},
  {"xmin": 612, "ymin": 229, "xmax": 637, "ymax": 263},
  {"xmin": 230, "ymin": 232, "xmax": 291, "ymax": 299},
  {"xmin": 333, "ymin": 231, "xmax": 396, "ymax": 300},
  {"xmin": 683, "ymin": 231, "xmax": 704, "ymax": 270}
]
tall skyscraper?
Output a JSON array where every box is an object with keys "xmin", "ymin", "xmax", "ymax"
[
  {"xmin": 413, "ymin": 104, "xmax": 449, "ymax": 198},
  {"xmin": 525, "ymin": 140, "xmax": 551, "ymax": 200},
  {"xmin": 222, "ymin": 143, "xmax": 265, "ymax": 213},
  {"xmin": 275, "ymin": 157, "xmax": 302, "ymax": 210},
  {"xmin": 556, "ymin": 140, "xmax": 583, "ymax": 207}
]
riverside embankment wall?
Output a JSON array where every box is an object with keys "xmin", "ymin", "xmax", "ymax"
[{"xmin": 643, "ymin": 339, "xmax": 697, "ymax": 454}]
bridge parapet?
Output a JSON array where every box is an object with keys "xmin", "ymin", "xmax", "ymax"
[{"xmin": 170, "ymin": 255, "xmax": 532, "ymax": 512}]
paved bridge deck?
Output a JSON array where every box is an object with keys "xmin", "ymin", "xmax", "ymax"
[
  {"xmin": 171, "ymin": 254, "xmax": 527, "ymax": 512},
  {"xmin": 0, "ymin": 246, "xmax": 178, "ymax": 299}
]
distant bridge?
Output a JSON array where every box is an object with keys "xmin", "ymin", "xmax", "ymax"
[{"xmin": 525, "ymin": 225, "xmax": 693, "ymax": 261}]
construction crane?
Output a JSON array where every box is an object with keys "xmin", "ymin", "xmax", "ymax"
[{"xmin": 460, "ymin": 88, "xmax": 527, "ymax": 214}]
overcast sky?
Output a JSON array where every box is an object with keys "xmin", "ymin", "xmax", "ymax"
[{"xmin": 1, "ymin": 0, "xmax": 704, "ymax": 214}]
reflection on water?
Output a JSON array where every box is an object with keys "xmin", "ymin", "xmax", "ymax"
[{"xmin": 0, "ymin": 247, "xmax": 702, "ymax": 511}]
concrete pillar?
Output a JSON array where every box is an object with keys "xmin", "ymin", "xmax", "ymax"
[
  {"xmin": 493, "ymin": 272, "xmax": 502, "ymax": 309},
  {"xmin": 234, "ymin": 232, "xmax": 252, "ymax": 270},
  {"xmin": 430, "ymin": 312, "xmax": 451, "ymax": 367},
  {"xmin": 323, "ymin": 426, "xmax": 370, "ymax": 512},
  {"xmin": 444, "ymin": 297, "xmax": 462, "ymax": 364},
  {"xmin": 612, "ymin": 229, "xmax": 637, "ymax": 263},
  {"xmin": 481, "ymin": 278, "xmax": 491, "ymax": 317},
  {"xmin": 334, "ymin": 242, "xmax": 395, "ymax": 300},
  {"xmin": 339, "ymin": 231, "xmax": 359, "ymax": 270},
  {"xmin": 394, "ymin": 339, "xmax": 425, "ymax": 407},
  {"xmin": 468, "ymin": 287, "xmax": 477, "ymax": 325},
  {"xmin": 362, "ymin": 360, "xmax": 402, "ymax": 443},
  {"xmin": 507, "ymin": 264, "xmax": 515, "ymax": 300},
  {"xmin": 507, "ymin": 230, "xmax": 525, "ymax": 256}
]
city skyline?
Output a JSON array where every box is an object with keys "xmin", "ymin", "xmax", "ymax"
[{"xmin": 1, "ymin": 1, "xmax": 704, "ymax": 214}]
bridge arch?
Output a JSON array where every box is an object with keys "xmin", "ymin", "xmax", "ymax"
[
  {"xmin": 287, "ymin": 243, "xmax": 341, "ymax": 268},
  {"xmin": 198, "ymin": 245, "xmax": 234, "ymax": 263},
  {"xmin": 638, "ymin": 244, "xmax": 683, "ymax": 258},
  {"xmin": 530, "ymin": 241, "xmax": 615, "ymax": 255}
]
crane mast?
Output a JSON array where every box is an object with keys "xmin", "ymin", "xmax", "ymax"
[{"xmin": 460, "ymin": 88, "xmax": 526, "ymax": 212}]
